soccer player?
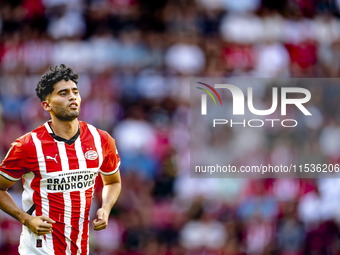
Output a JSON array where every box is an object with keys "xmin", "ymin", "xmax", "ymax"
[{"xmin": 0, "ymin": 64, "xmax": 121, "ymax": 255}]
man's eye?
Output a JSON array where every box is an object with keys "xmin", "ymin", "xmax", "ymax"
[
  {"xmin": 74, "ymin": 91, "xmax": 78, "ymax": 95},
  {"xmin": 60, "ymin": 92, "xmax": 66, "ymax": 96}
]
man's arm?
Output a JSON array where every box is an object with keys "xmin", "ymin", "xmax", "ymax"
[
  {"xmin": 0, "ymin": 175, "xmax": 55, "ymax": 235},
  {"xmin": 92, "ymin": 170, "xmax": 121, "ymax": 231}
]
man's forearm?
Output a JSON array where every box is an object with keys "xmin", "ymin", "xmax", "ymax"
[
  {"xmin": 0, "ymin": 189, "xmax": 55, "ymax": 235},
  {"xmin": 0, "ymin": 190, "xmax": 32, "ymax": 225},
  {"xmin": 101, "ymin": 182, "xmax": 121, "ymax": 214}
]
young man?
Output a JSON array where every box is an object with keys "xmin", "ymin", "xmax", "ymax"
[{"xmin": 0, "ymin": 64, "xmax": 121, "ymax": 255}]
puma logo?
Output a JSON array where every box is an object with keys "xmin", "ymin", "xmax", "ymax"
[{"xmin": 46, "ymin": 154, "xmax": 58, "ymax": 163}]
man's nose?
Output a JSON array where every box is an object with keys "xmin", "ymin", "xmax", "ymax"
[{"xmin": 70, "ymin": 92, "xmax": 77, "ymax": 100}]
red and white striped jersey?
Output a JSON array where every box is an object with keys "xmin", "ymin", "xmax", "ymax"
[{"xmin": 0, "ymin": 120, "xmax": 120, "ymax": 255}]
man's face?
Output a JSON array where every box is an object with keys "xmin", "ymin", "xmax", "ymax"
[{"xmin": 44, "ymin": 80, "xmax": 81, "ymax": 121}]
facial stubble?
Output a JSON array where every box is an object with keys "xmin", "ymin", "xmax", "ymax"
[{"xmin": 53, "ymin": 106, "xmax": 80, "ymax": 121}]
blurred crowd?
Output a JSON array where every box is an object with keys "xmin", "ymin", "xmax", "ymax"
[{"xmin": 1, "ymin": 0, "xmax": 340, "ymax": 254}]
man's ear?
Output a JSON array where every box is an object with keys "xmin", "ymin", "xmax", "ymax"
[{"xmin": 42, "ymin": 101, "xmax": 51, "ymax": 112}]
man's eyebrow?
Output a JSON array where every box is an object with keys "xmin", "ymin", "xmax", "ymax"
[
  {"xmin": 57, "ymin": 89, "xmax": 68, "ymax": 93},
  {"xmin": 57, "ymin": 87, "xmax": 78, "ymax": 93}
]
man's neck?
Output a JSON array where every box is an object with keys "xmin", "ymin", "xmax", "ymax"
[{"xmin": 50, "ymin": 117, "xmax": 79, "ymax": 140}]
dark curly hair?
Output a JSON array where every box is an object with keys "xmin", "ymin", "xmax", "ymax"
[{"xmin": 36, "ymin": 64, "xmax": 79, "ymax": 102}]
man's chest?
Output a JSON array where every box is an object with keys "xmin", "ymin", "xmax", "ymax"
[
  {"xmin": 26, "ymin": 136, "xmax": 102, "ymax": 192},
  {"xmin": 27, "ymin": 136, "xmax": 102, "ymax": 173}
]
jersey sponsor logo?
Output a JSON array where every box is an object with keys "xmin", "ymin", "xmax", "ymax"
[
  {"xmin": 46, "ymin": 154, "xmax": 58, "ymax": 163},
  {"xmin": 46, "ymin": 170, "xmax": 98, "ymax": 192},
  {"xmin": 85, "ymin": 150, "xmax": 98, "ymax": 160}
]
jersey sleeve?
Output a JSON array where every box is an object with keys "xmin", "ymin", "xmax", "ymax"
[
  {"xmin": 99, "ymin": 133, "xmax": 120, "ymax": 175},
  {"xmin": 0, "ymin": 140, "xmax": 28, "ymax": 181}
]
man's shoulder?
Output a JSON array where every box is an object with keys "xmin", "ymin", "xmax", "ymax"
[
  {"xmin": 79, "ymin": 122, "xmax": 117, "ymax": 151},
  {"xmin": 79, "ymin": 121, "xmax": 111, "ymax": 139}
]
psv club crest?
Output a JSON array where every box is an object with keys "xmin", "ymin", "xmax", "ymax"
[{"xmin": 85, "ymin": 150, "xmax": 98, "ymax": 160}]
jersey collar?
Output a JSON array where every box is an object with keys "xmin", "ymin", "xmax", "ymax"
[{"xmin": 45, "ymin": 120, "xmax": 80, "ymax": 146}]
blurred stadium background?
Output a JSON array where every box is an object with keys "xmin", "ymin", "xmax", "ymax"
[{"xmin": 1, "ymin": 0, "xmax": 340, "ymax": 254}]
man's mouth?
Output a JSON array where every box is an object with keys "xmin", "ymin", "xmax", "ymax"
[{"xmin": 69, "ymin": 103, "xmax": 78, "ymax": 109}]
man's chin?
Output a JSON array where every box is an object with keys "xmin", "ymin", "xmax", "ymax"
[{"xmin": 56, "ymin": 113, "xmax": 80, "ymax": 121}]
